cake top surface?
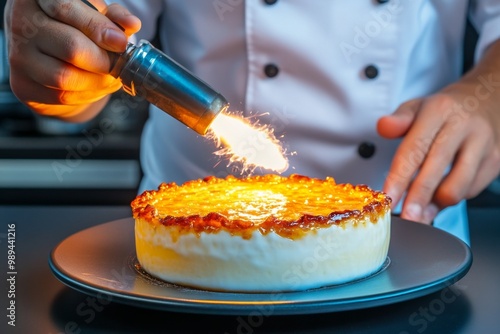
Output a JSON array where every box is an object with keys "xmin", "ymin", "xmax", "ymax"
[{"xmin": 131, "ymin": 174, "xmax": 391, "ymax": 238}]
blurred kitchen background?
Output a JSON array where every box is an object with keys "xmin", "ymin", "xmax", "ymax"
[{"xmin": 0, "ymin": 1, "xmax": 498, "ymax": 207}]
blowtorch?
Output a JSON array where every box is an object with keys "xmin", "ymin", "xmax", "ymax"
[{"xmin": 82, "ymin": 0, "xmax": 229, "ymax": 135}]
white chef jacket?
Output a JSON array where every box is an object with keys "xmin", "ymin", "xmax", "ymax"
[{"xmin": 108, "ymin": 0, "xmax": 500, "ymax": 244}]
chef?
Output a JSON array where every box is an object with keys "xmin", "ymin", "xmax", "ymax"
[{"xmin": 5, "ymin": 0, "xmax": 500, "ymax": 244}]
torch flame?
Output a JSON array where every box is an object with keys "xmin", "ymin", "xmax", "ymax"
[{"xmin": 208, "ymin": 113, "xmax": 289, "ymax": 174}]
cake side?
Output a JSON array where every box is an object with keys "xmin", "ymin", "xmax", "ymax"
[{"xmin": 135, "ymin": 209, "xmax": 390, "ymax": 292}]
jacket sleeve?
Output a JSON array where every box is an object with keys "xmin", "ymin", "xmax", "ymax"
[{"xmin": 469, "ymin": 0, "xmax": 500, "ymax": 61}]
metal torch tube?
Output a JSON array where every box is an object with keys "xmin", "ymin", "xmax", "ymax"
[
  {"xmin": 82, "ymin": 0, "xmax": 228, "ymax": 135},
  {"xmin": 110, "ymin": 41, "xmax": 229, "ymax": 135}
]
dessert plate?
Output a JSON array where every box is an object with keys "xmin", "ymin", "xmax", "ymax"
[{"xmin": 49, "ymin": 217, "xmax": 472, "ymax": 315}]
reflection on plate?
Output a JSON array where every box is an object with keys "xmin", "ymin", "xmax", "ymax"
[{"xmin": 49, "ymin": 217, "xmax": 472, "ymax": 315}]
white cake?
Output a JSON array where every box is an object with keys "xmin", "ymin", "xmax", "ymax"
[{"xmin": 132, "ymin": 174, "xmax": 391, "ymax": 292}]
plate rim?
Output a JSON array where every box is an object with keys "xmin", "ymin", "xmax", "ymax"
[{"xmin": 48, "ymin": 217, "xmax": 472, "ymax": 315}]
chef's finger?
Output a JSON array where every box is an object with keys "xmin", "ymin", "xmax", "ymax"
[
  {"xmin": 434, "ymin": 130, "xmax": 497, "ymax": 208},
  {"xmin": 377, "ymin": 99, "xmax": 422, "ymax": 139},
  {"xmin": 36, "ymin": 0, "xmax": 132, "ymax": 52},
  {"xmin": 27, "ymin": 80, "xmax": 121, "ymax": 107},
  {"xmin": 465, "ymin": 149, "xmax": 500, "ymax": 199},
  {"xmin": 9, "ymin": 43, "xmax": 120, "ymax": 103},
  {"xmin": 401, "ymin": 124, "xmax": 465, "ymax": 223},
  {"xmin": 383, "ymin": 99, "xmax": 443, "ymax": 207},
  {"xmin": 26, "ymin": 53, "xmax": 119, "ymax": 91},
  {"xmin": 27, "ymin": 98, "xmax": 110, "ymax": 121},
  {"xmin": 33, "ymin": 19, "xmax": 116, "ymax": 74},
  {"xmin": 103, "ymin": 3, "xmax": 141, "ymax": 36}
]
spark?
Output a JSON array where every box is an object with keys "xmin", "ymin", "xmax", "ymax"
[{"xmin": 208, "ymin": 112, "xmax": 289, "ymax": 174}]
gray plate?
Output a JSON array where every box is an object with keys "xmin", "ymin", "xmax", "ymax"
[{"xmin": 49, "ymin": 217, "xmax": 472, "ymax": 315}]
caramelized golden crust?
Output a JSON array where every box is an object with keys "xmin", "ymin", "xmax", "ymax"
[{"xmin": 131, "ymin": 174, "xmax": 391, "ymax": 239}]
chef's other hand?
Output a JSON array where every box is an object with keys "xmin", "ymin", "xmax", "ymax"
[
  {"xmin": 377, "ymin": 41, "xmax": 500, "ymax": 225},
  {"xmin": 4, "ymin": 0, "xmax": 141, "ymax": 121}
]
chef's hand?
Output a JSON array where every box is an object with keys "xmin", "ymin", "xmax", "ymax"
[
  {"xmin": 377, "ymin": 40, "xmax": 500, "ymax": 224},
  {"xmin": 4, "ymin": 0, "xmax": 141, "ymax": 121}
]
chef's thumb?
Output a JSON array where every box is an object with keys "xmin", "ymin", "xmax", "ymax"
[{"xmin": 376, "ymin": 99, "xmax": 421, "ymax": 139}]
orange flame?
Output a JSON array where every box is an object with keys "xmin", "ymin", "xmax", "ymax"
[{"xmin": 208, "ymin": 113, "xmax": 289, "ymax": 174}]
